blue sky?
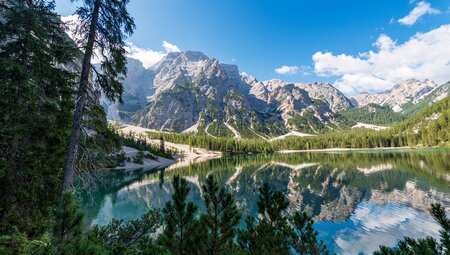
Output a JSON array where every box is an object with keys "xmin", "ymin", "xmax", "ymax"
[{"xmin": 55, "ymin": 0, "xmax": 450, "ymax": 95}]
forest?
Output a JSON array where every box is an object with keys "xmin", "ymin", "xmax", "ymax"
[
  {"xmin": 147, "ymin": 96, "xmax": 450, "ymax": 154},
  {"xmin": 0, "ymin": 1, "xmax": 449, "ymax": 254},
  {"xmin": 338, "ymin": 103, "xmax": 405, "ymax": 125}
]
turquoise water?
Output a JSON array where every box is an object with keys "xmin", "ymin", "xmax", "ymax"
[{"xmin": 81, "ymin": 149, "xmax": 450, "ymax": 254}]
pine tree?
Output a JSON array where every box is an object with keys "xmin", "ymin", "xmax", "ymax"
[
  {"xmin": 290, "ymin": 212, "xmax": 329, "ymax": 255},
  {"xmin": 429, "ymin": 203, "xmax": 450, "ymax": 253},
  {"xmin": 238, "ymin": 183, "xmax": 292, "ymax": 255},
  {"xmin": 201, "ymin": 175, "xmax": 241, "ymax": 255},
  {"xmin": 160, "ymin": 134, "xmax": 165, "ymax": 153},
  {"xmin": 62, "ymin": 0, "xmax": 135, "ymax": 192},
  {"xmin": 0, "ymin": 0, "xmax": 77, "ymax": 236},
  {"xmin": 160, "ymin": 175, "xmax": 200, "ymax": 255},
  {"xmin": 89, "ymin": 208, "xmax": 164, "ymax": 253},
  {"xmin": 52, "ymin": 192, "xmax": 84, "ymax": 254}
]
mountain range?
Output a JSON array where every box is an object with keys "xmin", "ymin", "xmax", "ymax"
[{"xmin": 103, "ymin": 51, "xmax": 449, "ymax": 138}]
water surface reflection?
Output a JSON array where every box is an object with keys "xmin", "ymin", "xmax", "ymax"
[{"xmin": 81, "ymin": 149, "xmax": 450, "ymax": 254}]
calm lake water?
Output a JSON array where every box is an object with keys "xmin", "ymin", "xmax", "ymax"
[{"xmin": 81, "ymin": 149, "xmax": 450, "ymax": 254}]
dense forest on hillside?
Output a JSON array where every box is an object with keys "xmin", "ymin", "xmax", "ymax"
[
  {"xmin": 147, "ymin": 97, "xmax": 450, "ymax": 153},
  {"xmin": 338, "ymin": 103, "xmax": 405, "ymax": 125}
]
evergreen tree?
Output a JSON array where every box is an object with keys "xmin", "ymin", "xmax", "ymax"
[
  {"xmin": 52, "ymin": 192, "xmax": 84, "ymax": 254},
  {"xmin": 201, "ymin": 175, "xmax": 241, "ymax": 255},
  {"xmin": 89, "ymin": 208, "xmax": 164, "ymax": 254},
  {"xmin": 63, "ymin": 0, "xmax": 135, "ymax": 192},
  {"xmin": 160, "ymin": 134, "xmax": 165, "ymax": 153},
  {"xmin": 290, "ymin": 212, "xmax": 329, "ymax": 255},
  {"xmin": 238, "ymin": 183, "xmax": 292, "ymax": 255},
  {"xmin": 160, "ymin": 175, "xmax": 201, "ymax": 255},
  {"xmin": 0, "ymin": 0, "xmax": 77, "ymax": 236},
  {"xmin": 430, "ymin": 203, "xmax": 450, "ymax": 253}
]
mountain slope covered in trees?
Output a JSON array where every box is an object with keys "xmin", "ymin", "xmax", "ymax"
[
  {"xmin": 339, "ymin": 103, "xmax": 405, "ymax": 125},
  {"xmin": 146, "ymin": 96, "xmax": 450, "ymax": 153}
]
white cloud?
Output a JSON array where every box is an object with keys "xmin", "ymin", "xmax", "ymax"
[
  {"xmin": 398, "ymin": 1, "xmax": 440, "ymax": 26},
  {"xmin": 126, "ymin": 43, "xmax": 166, "ymax": 68},
  {"xmin": 298, "ymin": 65, "xmax": 312, "ymax": 76},
  {"xmin": 275, "ymin": 65, "xmax": 299, "ymax": 75},
  {"xmin": 125, "ymin": 41, "xmax": 181, "ymax": 68},
  {"xmin": 373, "ymin": 34, "xmax": 396, "ymax": 51},
  {"xmin": 162, "ymin": 40, "xmax": 181, "ymax": 53},
  {"xmin": 312, "ymin": 24, "xmax": 450, "ymax": 95}
]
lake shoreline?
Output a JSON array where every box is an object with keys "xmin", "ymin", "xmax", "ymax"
[
  {"xmin": 276, "ymin": 146, "xmax": 417, "ymax": 154},
  {"xmin": 113, "ymin": 146, "xmax": 445, "ymax": 172},
  {"xmin": 103, "ymin": 146, "xmax": 177, "ymax": 172},
  {"xmin": 114, "ymin": 124, "xmax": 222, "ymax": 171},
  {"xmin": 222, "ymin": 146, "xmax": 447, "ymax": 156},
  {"xmin": 112, "ymin": 122, "xmax": 448, "ymax": 167}
]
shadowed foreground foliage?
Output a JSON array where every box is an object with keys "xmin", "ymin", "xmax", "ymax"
[{"xmin": 1, "ymin": 175, "xmax": 449, "ymax": 254}]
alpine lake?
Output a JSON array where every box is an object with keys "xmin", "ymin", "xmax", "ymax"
[{"xmin": 80, "ymin": 148, "xmax": 450, "ymax": 254}]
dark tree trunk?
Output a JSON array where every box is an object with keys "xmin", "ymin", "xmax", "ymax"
[{"xmin": 62, "ymin": 0, "xmax": 101, "ymax": 192}]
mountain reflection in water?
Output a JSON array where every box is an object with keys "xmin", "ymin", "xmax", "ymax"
[{"xmin": 81, "ymin": 149, "xmax": 450, "ymax": 255}]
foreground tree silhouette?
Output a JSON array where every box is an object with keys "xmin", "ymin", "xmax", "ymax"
[
  {"xmin": 200, "ymin": 175, "xmax": 242, "ymax": 255},
  {"xmin": 0, "ymin": 0, "xmax": 77, "ymax": 236},
  {"xmin": 238, "ymin": 183, "xmax": 330, "ymax": 255},
  {"xmin": 290, "ymin": 212, "xmax": 329, "ymax": 255},
  {"xmin": 89, "ymin": 208, "xmax": 164, "ymax": 253},
  {"xmin": 160, "ymin": 175, "xmax": 200, "ymax": 255},
  {"xmin": 51, "ymin": 192, "xmax": 166, "ymax": 254},
  {"xmin": 62, "ymin": 0, "xmax": 135, "ymax": 191},
  {"xmin": 238, "ymin": 183, "xmax": 293, "ymax": 255},
  {"xmin": 52, "ymin": 192, "xmax": 85, "ymax": 254}
]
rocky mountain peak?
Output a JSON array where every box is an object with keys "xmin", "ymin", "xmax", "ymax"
[
  {"xmin": 393, "ymin": 78, "xmax": 436, "ymax": 92},
  {"xmin": 219, "ymin": 63, "xmax": 241, "ymax": 79},
  {"xmin": 242, "ymin": 74, "xmax": 258, "ymax": 85},
  {"xmin": 179, "ymin": 51, "xmax": 209, "ymax": 62},
  {"xmin": 151, "ymin": 51, "xmax": 209, "ymax": 72},
  {"xmin": 352, "ymin": 79, "xmax": 440, "ymax": 112},
  {"xmin": 102, "ymin": 49, "xmax": 448, "ymax": 138}
]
